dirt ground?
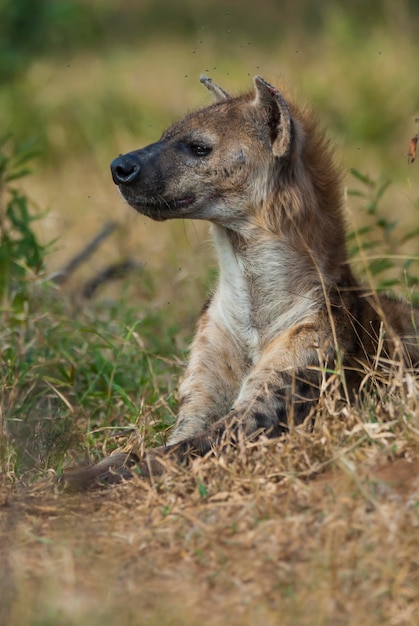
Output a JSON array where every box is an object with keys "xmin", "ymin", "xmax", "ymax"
[{"xmin": 2, "ymin": 447, "xmax": 419, "ymax": 626}]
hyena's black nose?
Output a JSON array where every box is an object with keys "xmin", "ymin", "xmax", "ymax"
[{"xmin": 110, "ymin": 153, "xmax": 141, "ymax": 185}]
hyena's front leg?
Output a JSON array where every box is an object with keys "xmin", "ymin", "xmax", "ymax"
[
  {"xmin": 228, "ymin": 323, "xmax": 335, "ymax": 436},
  {"xmin": 168, "ymin": 322, "xmax": 334, "ymax": 459},
  {"xmin": 168, "ymin": 305, "xmax": 249, "ymax": 444}
]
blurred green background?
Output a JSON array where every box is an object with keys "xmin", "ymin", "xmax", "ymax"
[{"xmin": 1, "ymin": 0, "xmax": 419, "ymax": 309}]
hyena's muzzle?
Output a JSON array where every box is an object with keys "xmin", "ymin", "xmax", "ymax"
[{"xmin": 110, "ymin": 142, "xmax": 196, "ymax": 221}]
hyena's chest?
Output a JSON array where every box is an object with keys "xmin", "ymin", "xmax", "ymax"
[
  {"xmin": 210, "ymin": 225, "xmax": 322, "ymax": 366},
  {"xmin": 211, "ymin": 228, "xmax": 279, "ymax": 363},
  {"xmin": 215, "ymin": 274, "xmax": 261, "ymax": 363}
]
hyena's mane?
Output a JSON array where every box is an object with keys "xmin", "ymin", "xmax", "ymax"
[{"xmin": 261, "ymin": 92, "xmax": 348, "ymax": 278}]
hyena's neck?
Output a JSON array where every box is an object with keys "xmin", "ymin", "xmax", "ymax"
[{"xmin": 211, "ymin": 223, "xmax": 325, "ymax": 352}]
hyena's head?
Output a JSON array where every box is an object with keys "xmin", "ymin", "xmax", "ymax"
[{"xmin": 111, "ymin": 76, "xmax": 341, "ymax": 232}]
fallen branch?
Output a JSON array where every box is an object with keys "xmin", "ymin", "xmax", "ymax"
[
  {"xmin": 51, "ymin": 221, "xmax": 118, "ymax": 284},
  {"xmin": 81, "ymin": 259, "xmax": 142, "ymax": 299}
]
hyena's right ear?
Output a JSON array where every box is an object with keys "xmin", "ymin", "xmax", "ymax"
[
  {"xmin": 200, "ymin": 75, "xmax": 229, "ymax": 101},
  {"xmin": 253, "ymin": 76, "xmax": 293, "ymax": 158}
]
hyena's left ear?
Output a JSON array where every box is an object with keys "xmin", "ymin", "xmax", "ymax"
[
  {"xmin": 253, "ymin": 76, "xmax": 293, "ymax": 158},
  {"xmin": 200, "ymin": 75, "xmax": 229, "ymax": 101}
]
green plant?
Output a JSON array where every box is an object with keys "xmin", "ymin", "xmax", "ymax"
[
  {"xmin": 347, "ymin": 168, "xmax": 419, "ymax": 300},
  {"xmin": 1, "ymin": 292, "xmax": 180, "ymax": 478},
  {"xmin": 0, "ymin": 134, "xmax": 47, "ymax": 313},
  {"xmin": 0, "ymin": 137, "xmax": 182, "ymax": 479}
]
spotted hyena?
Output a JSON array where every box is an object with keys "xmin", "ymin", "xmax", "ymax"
[{"xmin": 63, "ymin": 75, "xmax": 419, "ymax": 489}]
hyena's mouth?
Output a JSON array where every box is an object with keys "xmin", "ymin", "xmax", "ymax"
[
  {"xmin": 122, "ymin": 192, "xmax": 196, "ymax": 220},
  {"xmin": 166, "ymin": 196, "xmax": 195, "ymax": 210}
]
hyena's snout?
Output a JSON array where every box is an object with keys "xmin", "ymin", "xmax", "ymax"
[
  {"xmin": 110, "ymin": 141, "xmax": 166, "ymax": 193},
  {"xmin": 110, "ymin": 140, "xmax": 199, "ymax": 220},
  {"xmin": 110, "ymin": 143, "xmax": 174, "ymax": 218},
  {"xmin": 110, "ymin": 152, "xmax": 142, "ymax": 186}
]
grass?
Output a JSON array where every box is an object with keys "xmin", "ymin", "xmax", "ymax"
[
  {"xmin": 2, "ymin": 394, "xmax": 419, "ymax": 625},
  {"xmin": 1, "ymin": 2, "xmax": 419, "ymax": 624},
  {"xmin": 0, "ymin": 267, "xmax": 188, "ymax": 472}
]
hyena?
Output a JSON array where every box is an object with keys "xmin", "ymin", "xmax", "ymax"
[{"xmin": 63, "ymin": 75, "xmax": 419, "ymax": 489}]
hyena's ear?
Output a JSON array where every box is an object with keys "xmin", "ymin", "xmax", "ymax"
[
  {"xmin": 200, "ymin": 75, "xmax": 229, "ymax": 101},
  {"xmin": 253, "ymin": 76, "xmax": 293, "ymax": 158}
]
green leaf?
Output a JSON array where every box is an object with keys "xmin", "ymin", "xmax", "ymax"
[
  {"xmin": 350, "ymin": 168, "xmax": 374, "ymax": 187},
  {"xmin": 111, "ymin": 383, "xmax": 137, "ymax": 410},
  {"xmin": 5, "ymin": 167, "xmax": 33, "ymax": 182},
  {"xmin": 347, "ymin": 189, "xmax": 365, "ymax": 198},
  {"xmin": 197, "ymin": 478, "xmax": 208, "ymax": 499},
  {"xmin": 368, "ymin": 258, "xmax": 394, "ymax": 277},
  {"xmin": 375, "ymin": 178, "xmax": 391, "ymax": 201}
]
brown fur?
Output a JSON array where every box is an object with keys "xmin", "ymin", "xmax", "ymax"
[{"xmin": 61, "ymin": 76, "xmax": 419, "ymax": 490}]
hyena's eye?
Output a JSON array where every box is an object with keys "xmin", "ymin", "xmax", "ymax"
[{"xmin": 189, "ymin": 143, "xmax": 212, "ymax": 157}]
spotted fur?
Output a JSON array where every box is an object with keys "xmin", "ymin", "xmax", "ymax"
[{"xmin": 62, "ymin": 76, "xmax": 419, "ymax": 489}]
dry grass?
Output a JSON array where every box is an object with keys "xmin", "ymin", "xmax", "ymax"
[{"xmin": 2, "ymin": 375, "xmax": 419, "ymax": 626}]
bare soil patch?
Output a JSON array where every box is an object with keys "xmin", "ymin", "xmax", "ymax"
[{"xmin": 2, "ymin": 448, "xmax": 419, "ymax": 626}]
